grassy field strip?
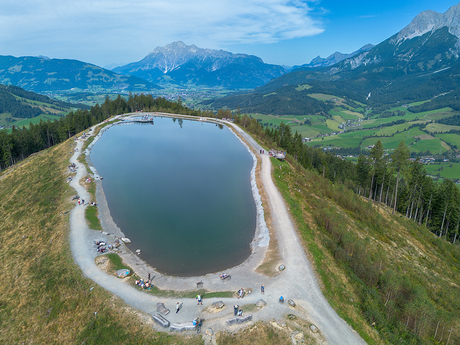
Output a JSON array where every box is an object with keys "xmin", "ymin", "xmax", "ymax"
[
  {"xmin": 426, "ymin": 123, "xmax": 460, "ymax": 133},
  {"xmin": 325, "ymin": 119, "xmax": 341, "ymax": 131},
  {"xmin": 436, "ymin": 133, "xmax": 460, "ymax": 147}
]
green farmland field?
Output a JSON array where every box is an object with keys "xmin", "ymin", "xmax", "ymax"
[
  {"xmin": 374, "ymin": 121, "xmax": 428, "ymax": 136},
  {"xmin": 436, "ymin": 133, "xmax": 460, "ymax": 148},
  {"xmin": 424, "ymin": 162, "xmax": 460, "ymax": 180},
  {"xmin": 426, "ymin": 123, "xmax": 460, "ymax": 133},
  {"xmin": 361, "ymin": 128, "xmax": 426, "ymax": 150},
  {"xmin": 340, "ymin": 129, "xmax": 378, "ymax": 138},
  {"xmin": 308, "ymin": 93, "xmax": 337, "ymax": 101},
  {"xmin": 410, "ymin": 138, "xmax": 449, "ymax": 154},
  {"xmin": 14, "ymin": 114, "xmax": 63, "ymax": 127}
]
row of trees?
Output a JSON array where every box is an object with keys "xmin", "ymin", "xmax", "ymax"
[
  {"xmin": 235, "ymin": 116, "xmax": 460, "ymax": 243},
  {"xmin": 356, "ymin": 140, "xmax": 460, "ymax": 243},
  {"xmin": 0, "ymin": 94, "xmax": 209, "ymax": 171},
  {"xmin": 2, "ymin": 96, "xmax": 459, "ymax": 242}
]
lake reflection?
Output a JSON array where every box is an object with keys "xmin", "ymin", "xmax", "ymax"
[{"xmin": 90, "ymin": 117, "xmax": 256, "ymax": 276}]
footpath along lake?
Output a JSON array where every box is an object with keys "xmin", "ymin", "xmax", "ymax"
[{"xmin": 90, "ymin": 117, "xmax": 256, "ymax": 276}]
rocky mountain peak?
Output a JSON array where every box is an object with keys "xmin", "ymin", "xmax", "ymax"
[
  {"xmin": 393, "ymin": 2, "xmax": 460, "ymax": 44},
  {"xmin": 113, "ymin": 41, "xmax": 285, "ymax": 89},
  {"xmin": 151, "ymin": 41, "xmax": 198, "ymax": 54}
]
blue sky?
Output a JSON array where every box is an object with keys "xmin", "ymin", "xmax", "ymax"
[{"xmin": 0, "ymin": 0, "xmax": 458, "ymax": 68}]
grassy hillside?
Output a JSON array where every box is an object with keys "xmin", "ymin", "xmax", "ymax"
[
  {"xmin": 1, "ymin": 110, "xmax": 459, "ymax": 344},
  {"xmin": 269, "ymin": 156, "xmax": 460, "ymax": 344},
  {"xmin": 0, "ymin": 84, "xmax": 88, "ymax": 129},
  {"xmin": 0, "ymin": 138, "xmax": 200, "ymax": 344},
  {"xmin": 229, "ymin": 115, "xmax": 460, "ymax": 344}
]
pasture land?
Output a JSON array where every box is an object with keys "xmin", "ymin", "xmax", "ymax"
[
  {"xmin": 329, "ymin": 107, "xmax": 361, "ymax": 120},
  {"xmin": 326, "ymin": 119, "xmax": 341, "ymax": 131},
  {"xmin": 424, "ymin": 162, "xmax": 460, "ymax": 180},
  {"xmin": 374, "ymin": 120, "xmax": 428, "ymax": 136},
  {"xmin": 308, "ymin": 93, "xmax": 338, "ymax": 101},
  {"xmin": 14, "ymin": 114, "xmax": 64, "ymax": 127},
  {"xmin": 436, "ymin": 133, "xmax": 460, "ymax": 148},
  {"xmin": 426, "ymin": 123, "xmax": 460, "ymax": 133},
  {"xmin": 295, "ymin": 84, "xmax": 312, "ymax": 91},
  {"xmin": 361, "ymin": 128, "xmax": 425, "ymax": 150},
  {"xmin": 409, "ymin": 138, "xmax": 449, "ymax": 154}
]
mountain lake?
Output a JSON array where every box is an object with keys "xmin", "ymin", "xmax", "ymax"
[{"xmin": 90, "ymin": 116, "xmax": 256, "ymax": 276}]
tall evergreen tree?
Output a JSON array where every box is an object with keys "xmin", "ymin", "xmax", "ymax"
[{"xmin": 392, "ymin": 141, "xmax": 410, "ymax": 215}]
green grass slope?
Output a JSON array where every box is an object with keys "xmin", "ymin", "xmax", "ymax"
[
  {"xmin": 0, "ymin": 139, "xmax": 200, "ymax": 344},
  {"xmin": 269, "ymin": 156, "xmax": 460, "ymax": 344}
]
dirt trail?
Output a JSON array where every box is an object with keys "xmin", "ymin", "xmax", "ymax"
[{"xmin": 68, "ymin": 115, "xmax": 366, "ymax": 344}]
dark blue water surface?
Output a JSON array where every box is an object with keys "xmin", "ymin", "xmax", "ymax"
[{"xmin": 90, "ymin": 117, "xmax": 256, "ymax": 276}]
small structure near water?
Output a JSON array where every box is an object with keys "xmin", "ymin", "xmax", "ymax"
[{"xmin": 122, "ymin": 116, "xmax": 154, "ymax": 124}]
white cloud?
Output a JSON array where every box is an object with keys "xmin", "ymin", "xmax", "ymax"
[{"xmin": 0, "ymin": 0, "xmax": 323, "ymax": 65}]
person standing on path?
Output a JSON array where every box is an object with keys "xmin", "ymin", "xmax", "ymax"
[
  {"xmin": 261, "ymin": 285, "xmax": 264, "ymax": 294},
  {"xmin": 233, "ymin": 305, "xmax": 239, "ymax": 316},
  {"xmin": 176, "ymin": 302, "xmax": 180, "ymax": 314},
  {"xmin": 196, "ymin": 294, "xmax": 202, "ymax": 305}
]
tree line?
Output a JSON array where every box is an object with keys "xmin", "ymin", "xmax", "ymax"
[
  {"xmin": 0, "ymin": 94, "xmax": 212, "ymax": 171},
  {"xmin": 234, "ymin": 115, "xmax": 460, "ymax": 243}
]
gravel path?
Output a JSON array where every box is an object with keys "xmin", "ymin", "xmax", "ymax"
[{"xmin": 68, "ymin": 115, "xmax": 366, "ymax": 344}]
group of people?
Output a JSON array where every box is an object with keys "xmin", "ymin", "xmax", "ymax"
[
  {"xmin": 95, "ymin": 240, "xmax": 117, "ymax": 253},
  {"xmin": 233, "ymin": 304, "xmax": 243, "ymax": 316},
  {"xmin": 259, "ymin": 149, "xmax": 265, "ymax": 154},
  {"xmin": 135, "ymin": 273, "xmax": 153, "ymax": 289},
  {"xmin": 95, "ymin": 241, "xmax": 106, "ymax": 253},
  {"xmin": 94, "ymin": 241, "xmax": 107, "ymax": 253},
  {"xmin": 135, "ymin": 278, "xmax": 151, "ymax": 289},
  {"xmin": 77, "ymin": 198, "xmax": 85, "ymax": 206}
]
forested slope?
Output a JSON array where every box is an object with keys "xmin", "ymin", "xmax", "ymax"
[
  {"xmin": 232, "ymin": 115, "xmax": 460, "ymax": 344},
  {"xmin": 0, "ymin": 94, "xmax": 211, "ymax": 170}
]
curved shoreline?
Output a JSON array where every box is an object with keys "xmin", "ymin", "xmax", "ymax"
[
  {"xmin": 85, "ymin": 113, "xmax": 269, "ymax": 279},
  {"xmin": 69, "ymin": 112, "xmax": 366, "ymax": 344}
]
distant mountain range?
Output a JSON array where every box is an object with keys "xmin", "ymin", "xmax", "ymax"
[
  {"xmin": 208, "ymin": 2, "xmax": 460, "ymax": 114},
  {"xmin": 114, "ymin": 41, "xmax": 376, "ymax": 89},
  {"xmin": 2, "ymin": 1, "xmax": 459, "ymax": 105},
  {"xmin": 0, "ymin": 56, "xmax": 159, "ymax": 93},
  {"xmin": 113, "ymin": 41, "xmax": 287, "ymax": 89},
  {"xmin": 293, "ymin": 44, "xmax": 374, "ymax": 70}
]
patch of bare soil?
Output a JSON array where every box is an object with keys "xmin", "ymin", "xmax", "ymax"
[
  {"xmin": 414, "ymin": 135, "xmax": 435, "ymax": 140},
  {"xmin": 95, "ymin": 255, "xmax": 110, "ymax": 272},
  {"xmin": 215, "ymin": 318, "xmax": 326, "ymax": 345}
]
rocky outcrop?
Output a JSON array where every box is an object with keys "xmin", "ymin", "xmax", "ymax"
[
  {"xmin": 156, "ymin": 303, "xmax": 170, "ymax": 315},
  {"xmin": 151, "ymin": 313, "xmax": 170, "ymax": 328},
  {"xmin": 226, "ymin": 315, "xmax": 253, "ymax": 325},
  {"xmin": 170, "ymin": 321, "xmax": 196, "ymax": 332}
]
